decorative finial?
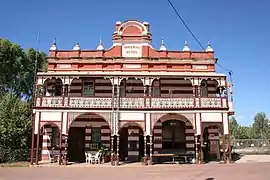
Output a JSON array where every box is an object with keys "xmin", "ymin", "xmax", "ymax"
[
  {"xmin": 205, "ymin": 40, "xmax": 214, "ymax": 52},
  {"xmin": 159, "ymin": 38, "xmax": 167, "ymax": 51},
  {"xmin": 73, "ymin": 42, "xmax": 81, "ymax": 51},
  {"xmin": 96, "ymin": 37, "xmax": 104, "ymax": 50},
  {"xmin": 100, "ymin": 37, "xmax": 103, "ymax": 45},
  {"xmin": 182, "ymin": 40, "xmax": 190, "ymax": 51},
  {"xmin": 50, "ymin": 38, "xmax": 57, "ymax": 51}
]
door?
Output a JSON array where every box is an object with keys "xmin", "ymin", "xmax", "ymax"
[
  {"xmin": 68, "ymin": 127, "xmax": 85, "ymax": 162},
  {"xmin": 119, "ymin": 128, "xmax": 128, "ymax": 161}
]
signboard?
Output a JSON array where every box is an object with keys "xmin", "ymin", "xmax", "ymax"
[{"xmin": 122, "ymin": 44, "xmax": 142, "ymax": 57}]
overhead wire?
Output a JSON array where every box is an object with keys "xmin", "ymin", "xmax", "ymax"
[{"xmin": 167, "ymin": 0, "xmax": 233, "ymax": 75}]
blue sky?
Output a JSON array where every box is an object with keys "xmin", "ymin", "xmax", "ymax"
[{"xmin": 1, "ymin": 0, "xmax": 269, "ymax": 125}]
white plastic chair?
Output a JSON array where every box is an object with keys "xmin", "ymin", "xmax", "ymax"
[
  {"xmin": 85, "ymin": 152, "xmax": 93, "ymax": 164},
  {"xmin": 90, "ymin": 151, "xmax": 101, "ymax": 164}
]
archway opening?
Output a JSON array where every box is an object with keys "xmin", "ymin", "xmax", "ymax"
[
  {"xmin": 70, "ymin": 77, "xmax": 112, "ymax": 97},
  {"xmin": 151, "ymin": 78, "xmax": 193, "ymax": 98},
  {"xmin": 43, "ymin": 78, "xmax": 63, "ymax": 96},
  {"xmin": 68, "ymin": 113, "xmax": 111, "ymax": 163},
  {"xmin": 118, "ymin": 123, "xmax": 144, "ymax": 162},
  {"xmin": 202, "ymin": 124, "xmax": 222, "ymax": 162},
  {"xmin": 40, "ymin": 123, "xmax": 60, "ymax": 161},
  {"xmin": 200, "ymin": 79, "xmax": 219, "ymax": 98},
  {"xmin": 153, "ymin": 114, "xmax": 195, "ymax": 155},
  {"xmin": 120, "ymin": 78, "xmax": 144, "ymax": 97}
]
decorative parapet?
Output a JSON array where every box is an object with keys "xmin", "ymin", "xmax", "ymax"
[
  {"xmin": 69, "ymin": 97, "xmax": 112, "ymax": 108},
  {"xmin": 151, "ymin": 98, "xmax": 194, "ymax": 109},
  {"xmin": 41, "ymin": 97, "xmax": 63, "ymax": 107},
  {"xmin": 35, "ymin": 96, "xmax": 229, "ymax": 109},
  {"xmin": 120, "ymin": 98, "xmax": 144, "ymax": 108}
]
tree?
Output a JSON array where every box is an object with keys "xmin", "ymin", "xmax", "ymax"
[
  {"xmin": 252, "ymin": 112, "xmax": 270, "ymax": 139},
  {"xmin": 0, "ymin": 39, "xmax": 47, "ymax": 98},
  {"xmin": 229, "ymin": 116, "xmax": 253, "ymax": 139},
  {"xmin": 0, "ymin": 93, "xmax": 32, "ymax": 162},
  {"xmin": 0, "ymin": 39, "xmax": 47, "ymax": 162},
  {"xmin": 0, "ymin": 39, "xmax": 25, "ymax": 95},
  {"xmin": 230, "ymin": 116, "xmax": 239, "ymax": 138}
]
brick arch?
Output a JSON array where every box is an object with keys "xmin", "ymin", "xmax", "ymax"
[
  {"xmin": 117, "ymin": 20, "xmax": 148, "ymax": 35},
  {"xmin": 151, "ymin": 113, "xmax": 193, "ymax": 132},
  {"xmin": 118, "ymin": 121, "xmax": 145, "ymax": 134},
  {"xmin": 40, "ymin": 122, "xmax": 61, "ymax": 132},
  {"xmin": 67, "ymin": 112, "xmax": 112, "ymax": 131}
]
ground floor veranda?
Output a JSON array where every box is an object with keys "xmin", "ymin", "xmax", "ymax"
[{"xmin": 30, "ymin": 112, "xmax": 232, "ymax": 166}]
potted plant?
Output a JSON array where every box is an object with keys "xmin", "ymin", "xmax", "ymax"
[{"xmin": 99, "ymin": 146, "xmax": 110, "ymax": 163}]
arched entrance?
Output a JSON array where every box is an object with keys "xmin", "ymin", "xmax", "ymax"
[
  {"xmin": 118, "ymin": 123, "xmax": 144, "ymax": 162},
  {"xmin": 40, "ymin": 123, "xmax": 60, "ymax": 161},
  {"xmin": 153, "ymin": 114, "xmax": 195, "ymax": 155},
  {"xmin": 202, "ymin": 123, "xmax": 222, "ymax": 162},
  {"xmin": 68, "ymin": 113, "xmax": 111, "ymax": 162}
]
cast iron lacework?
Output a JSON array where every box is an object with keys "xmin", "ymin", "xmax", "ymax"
[
  {"xmin": 69, "ymin": 97, "xmax": 112, "ymax": 108},
  {"xmin": 151, "ymin": 98, "xmax": 194, "ymax": 108},
  {"xmin": 120, "ymin": 98, "xmax": 144, "ymax": 108},
  {"xmin": 200, "ymin": 98, "xmax": 221, "ymax": 108}
]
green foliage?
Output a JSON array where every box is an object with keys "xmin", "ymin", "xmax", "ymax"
[
  {"xmin": 230, "ymin": 113, "xmax": 270, "ymax": 140},
  {"xmin": 0, "ymin": 93, "xmax": 32, "ymax": 162},
  {"xmin": 0, "ymin": 39, "xmax": 47, "ymax": 163},
  {"xmin": 252, "ymin": 112, "xmax": 270, "ymax": 139},
  {"xmin": 0, "ymin": 39, "xmax": 47, "ymax": 98}
]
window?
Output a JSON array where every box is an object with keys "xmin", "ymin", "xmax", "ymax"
[
  {"xmin": 52, "ymin": 127, "xmax": 59, "ymax": 147},
  {"xmin": 92, "ymin": 127, "xmax": 101, "ymax": 143},
  {"xmin": 54, "ymin": 80, "xmax": 62, "ymax": 96},
  {"xmin": 83, "ymin": 81, "xmax": 94, "ymax": 96},
  {"xmin": 120, "ymin": 86, "xmax": 126, "ymax": 97},
  {"xmin": 201, "ymin": 82, "xmax": 208, "ymax": 97},
  {"xmin": 152, "ymin": 80, "xmax": 160, "ymax": 97}
]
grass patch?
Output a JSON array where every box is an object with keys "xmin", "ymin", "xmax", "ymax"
[{"xmin": 0, "ymin": 162, "xmax": 29, "ymax": 167}]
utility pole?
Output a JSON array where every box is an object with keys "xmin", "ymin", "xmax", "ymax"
[{"xmin": 30, "ymin": 32, "xmax": 40, "ymax": 165}]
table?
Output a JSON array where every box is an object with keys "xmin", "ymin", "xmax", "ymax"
[{"xmin": 152, "ymin": 153, "xmax": 190, "ymax": 164}]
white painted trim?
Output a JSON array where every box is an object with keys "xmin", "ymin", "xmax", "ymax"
[
  {"xmin": 35, "ymin": 109, "xmax": 230, "ymax": 114},
  {"xmin": 101, "ymin": 136, "xmax": 110, "ymax": 141},
  {"xmin": 128, "ymin": 136, "xmax": 139, "ymax": 141},
  {"xmin": 186, "ymin": 144, "xmax": 195, "ymax": 148},
  {"xmin": 186, "ymin": 136, "xmax": 195, "ymax": 141},
  {"xmin": 37, "ymin": 71, "xmax": 226, "ymax": 77},
  {"xmin": 85, "ymin": 129, "xmax": 92, "ymax": 133},
  {"xmin": 153, "ymin": 129, "xmax": 162, "ymax": 133},
  {"xmin": 154, "ymin": 144, "xmax": 162, "ymax": 148},
  {"xmin": 101, "ymin": 129, "xmax": 110, "ymax": 133},
  {"xmin": 85, "ymin": 136, "xmax": 91, "ymax": 140},
  {"xmin": 185, "ymin": 129, "xmax": 195, "ymax": 133},
  {"xmin": 128, "ymin": 151, "xmax": 139, "ymax": 156}
]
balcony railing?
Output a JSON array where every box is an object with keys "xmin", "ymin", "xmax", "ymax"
[{"xmin": 35, "ymin": 96, "xmax": 229, "ymax": 109}]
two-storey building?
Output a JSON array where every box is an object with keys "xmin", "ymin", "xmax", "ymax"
[{"xmin": 30, "ymin": 20, "xmax": 234, "ymax": 165}]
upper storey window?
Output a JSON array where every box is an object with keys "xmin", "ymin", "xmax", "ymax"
[
  {"xmin": 83, "ymin": 80, "xmax": 94, "ymax": 96},
  {"xmin": 201, "ymin": 81, "xmax": 208, "ymax": 97},
  {"xmin": 152, "ymin": 80, "xmax": 160, "ymax": 97}
]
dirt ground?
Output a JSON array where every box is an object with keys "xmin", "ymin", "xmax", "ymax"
[{"xmin": 1, "ymin": 162, "xmax": 270, "ymax": 180}]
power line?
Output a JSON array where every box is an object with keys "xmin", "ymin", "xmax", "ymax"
[{"xmin": 167, "ymin": 0, "xmax": 233, "ymax": 74}]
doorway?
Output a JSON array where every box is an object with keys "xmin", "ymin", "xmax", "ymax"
[
  {"xmin": 119, "ymin": 128, "xmax": 128, "ymax": 161},
  {"xmin": 68, "ymin": 127, "xmax": 85, "ymax": 162},
  {"xmin": 162, "ymin": 120, "xmax": 186, "ymax": 153}
]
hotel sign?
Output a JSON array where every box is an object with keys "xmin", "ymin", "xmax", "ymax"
[{"xmin": 122, "ymin": 44, "xmax": 142, "ymax": 57}]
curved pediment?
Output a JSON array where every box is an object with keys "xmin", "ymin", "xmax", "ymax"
[{"xmin": 115, "ymin": 20, "xmax": 149, "ymax": 36}]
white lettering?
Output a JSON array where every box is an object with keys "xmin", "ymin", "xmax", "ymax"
[{"xmin": 122, "ymin": 44, "xmax": 142, "ymax": 57}]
